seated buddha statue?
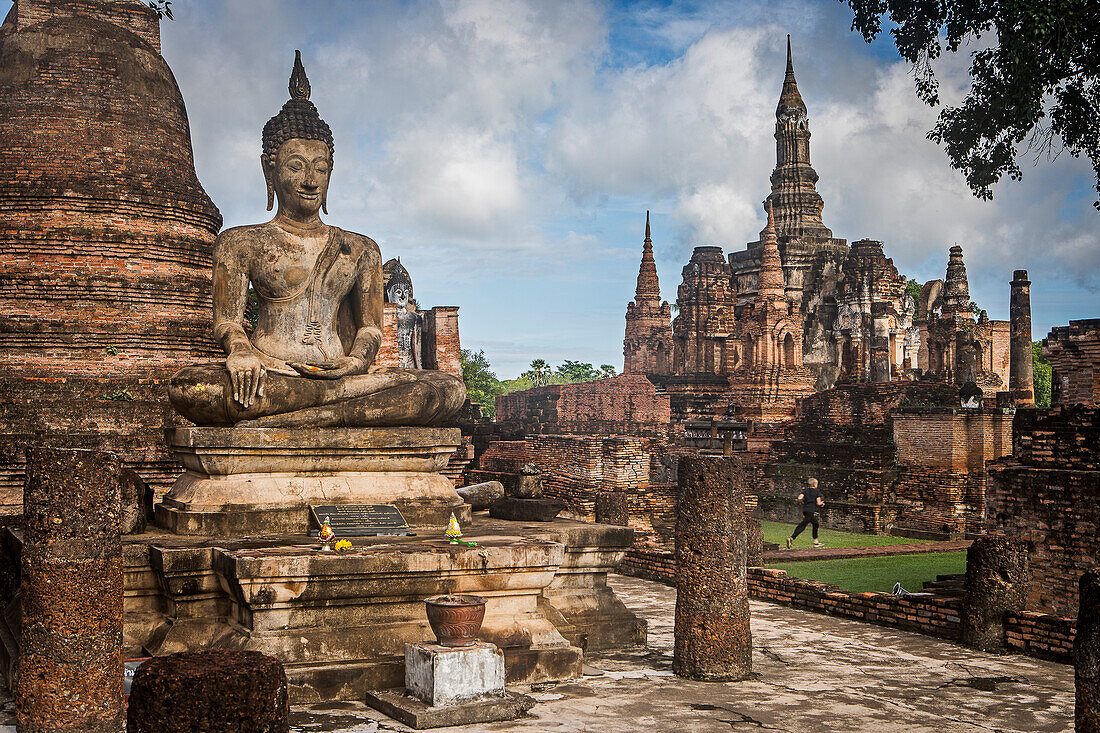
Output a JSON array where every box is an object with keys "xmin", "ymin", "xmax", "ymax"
[{"xmin": 169, "ymin": 52, "xmax": 465, "ymax": 428}]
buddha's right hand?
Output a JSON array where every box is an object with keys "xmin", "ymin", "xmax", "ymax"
[{"xmin": 226, "ymin": 350, "xmax": 266, "ymax": 408}]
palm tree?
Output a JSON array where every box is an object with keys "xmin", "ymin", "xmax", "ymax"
[{"xmin": 526, "ymin": 359, "xmax": 551, "ymax": 387}]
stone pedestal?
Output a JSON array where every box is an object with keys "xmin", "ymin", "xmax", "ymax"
[
  {"xmin": 406, "ymin": 641, "xmax": 503, "ymax": 706},
  {"xmin": 364, "ymin": 640, "xmax": 535, "ymax": 728},
  {"xmin": 961, "ymin": 536, "xmax": 1029, "ymax": 652},
  {"xmin": 18, "ymin": 448, "xmax": 124, "ymax": 733},
  {"xmin": 157, "ymin": 427, "xmax": 469, "ymax": 535},
  {"xmin": 1077, "ymin": 568, "xmax": 1100, "ymax": 733},
  {"xmin": 673, "ymin": 455, "xmax": 752, "ymax": 681}
]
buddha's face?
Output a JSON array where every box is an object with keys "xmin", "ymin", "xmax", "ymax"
[
  {"xmin": 387, "ymin": 282, "xmax": 412, "ymax": 309},
  {"xmin": 272, "ymin": 138, "xmax": 331, "ymax": 219}
]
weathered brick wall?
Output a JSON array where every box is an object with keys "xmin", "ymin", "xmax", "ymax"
[
  {"xmin": 470, "ymin": 434, "xmax": 658, "ymax": 520},
  {"xmin": 986, "ymin": 407, "xmax": 1100, "ymax": 617},
  {"xmin": 891, "ymin": 407, "xmax": 1014, "ymax": 536},
  {"xmin": 1004, "ymin": 611, "xmax": 1075, "ymax": 662},
  {"xmin": 495, "ymin": 375, "xmax": 671, "ymax": 436},
  {"xmin": 1044, "ymin": 319, "xmax": 1100, "ymax": 407},
  {"xmin": 0, "ymin": 2, "xmax": 221, "ymax": 509},
  {"xmin": 425, "ymin": 306, "xmax": 461, "ymax": 378},
  {"xmin": 752, "ymin": 382, "xmax": 998, "ymax": 537},
  {"xmin": 376, "ymin": 304, "xmax": 462, "ymax": 379},
  {"xmin": 615, "ymin": 559, "xmax": 1074, "ymax": 662}
]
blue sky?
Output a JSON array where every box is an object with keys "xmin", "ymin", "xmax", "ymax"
[{"xmin": 9, "ymin": 0, "xmax": 1097, "ymax": 378}]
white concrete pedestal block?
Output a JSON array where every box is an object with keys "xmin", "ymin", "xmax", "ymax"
[{"xmin": 405, "ymin": 641, "xmax": 505, "ymax": 707}]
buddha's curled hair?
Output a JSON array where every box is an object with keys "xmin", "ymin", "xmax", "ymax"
[{"xmin": 261, "ymin": 50, "xmax": 334, "ymax": 172}]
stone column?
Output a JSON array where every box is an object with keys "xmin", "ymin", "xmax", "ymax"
[
  {"xmin": 746, "ymin": 516, "xmax": 763, "ymax": 568},
  {"xmin": 673, "ymin": 456, "xmax": 751, "ymax": 680},
  {"xmin": 1009, "ymin": 270, "xmax": 1035, "ymax": 405},
  {"xmin": 1077, "ymin": 568, "xmax": 1100, "ymax": 733},
  {"xmin": 960, "ymin": 536, "xmax": 1028, "ymax": 652},
  {"xmin": 871, "ymin": 312, "xmax": 892, "ymax": 383},
  {"xmin": 595, "ymin": 491, "xmax": 629, "ymax": 526},
  {"xmin": 18, "ymin": 448, "xmax": 123, "ymax": 733}
]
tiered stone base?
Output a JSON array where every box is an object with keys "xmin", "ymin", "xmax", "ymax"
[
  {"xmin": 113, "ymin": 515, "xmax": 645, "ymax": 702},
  {"xmin": 157, "ymin": 427, "xmax": 470, "ymax": 534}
]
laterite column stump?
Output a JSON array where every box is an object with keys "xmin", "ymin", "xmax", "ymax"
[
  {"xmin": 126, "ymin": 650, "xmax": 289, "ymax": 733},
  {"xmin": 1077, "ymin": 568, "xmax": 1100, "ymax": 733}
]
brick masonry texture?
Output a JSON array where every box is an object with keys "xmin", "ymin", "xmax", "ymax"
[
  {"xmin": 987, "ymin": 406, "xmax": 1100, "ymax": 617},
  {"xmin": 1044, "ymin": 319, "xmax": 1100, "ymax": 407},
  {"xmin": 752, "ymin": 381, "xmax": 1011, "ymax": 538},
  {"xmin": 495, "ymin": 374, "xmax": 671, "ymax": 437},
  {"xmin": 0, "ymin": 1, "xmax": 221, "ymax": 510},
  {"xmin": 18, "ymin": 447, "xmax": 124, "ymax": 733}
]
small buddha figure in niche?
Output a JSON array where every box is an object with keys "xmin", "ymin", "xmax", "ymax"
[
  {"xmin": 383, "ymin": 258, "xmax": 422, "ymax": 370},
  {"xmin": 169, "ymin": 52, "xmax": 464, "ymax": 428}
]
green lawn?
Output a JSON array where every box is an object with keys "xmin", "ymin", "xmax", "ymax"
[
  {"xmin": 765, "ymin": 551, "xmax": 967, "ymax": 594},
  {"xmin": 762, "ymin": 520, "xmax": 935, "ymax": 549}
]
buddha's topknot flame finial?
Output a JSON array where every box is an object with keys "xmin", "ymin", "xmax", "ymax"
[{"xmin": 289, "ymin": 49, "xmax": 311, "ymax": 101}]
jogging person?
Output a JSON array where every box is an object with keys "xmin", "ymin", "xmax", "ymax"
[{"xmin": 786, "ymin": 477, "xmax": 824, "ymax": 549}]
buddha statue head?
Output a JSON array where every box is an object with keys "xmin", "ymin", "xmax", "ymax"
[
  {"xmin": 261, "ymin": 51, "xmax": 335, "ymax": 215},
  {"xmin": 383, "ymin": 258, "xmax": 414, "ymax": 310}
]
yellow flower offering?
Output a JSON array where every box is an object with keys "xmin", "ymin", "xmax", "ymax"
[{"xmin": 334, "ymin": 539, "xmax": 353, "ymax": 553}]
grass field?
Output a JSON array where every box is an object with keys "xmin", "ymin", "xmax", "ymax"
[
  {"xmin": 762, "ymin": 520, "xmax": 935, "ymax": 549},
  {"xmin": 765, "ymin": 551, "xmax": 967, "ymax": 595}
]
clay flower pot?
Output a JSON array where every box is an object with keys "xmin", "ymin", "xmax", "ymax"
[{"xmin": 423, "ymin": 594, "xmax": 487, "ymax": 647}]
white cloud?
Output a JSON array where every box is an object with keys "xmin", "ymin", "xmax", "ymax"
[{"xmin": 61, "ymin": 0, "xmax": 1093, "ymax": 373}]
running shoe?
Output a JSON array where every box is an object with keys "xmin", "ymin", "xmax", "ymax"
[
  {"xmin": 785, "ymin": 537, "xmax": 792, "ymax": 550},
  {"xmin": 813, "ymin": 540, "xmax": 824, "ymax": 548}
]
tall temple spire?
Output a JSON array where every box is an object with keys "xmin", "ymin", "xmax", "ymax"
[
  {"xmin": 758, "ymin": 201, "xmax": 785, "ymax": 302},
  {"xmin": 776, "ymin": 34, "xmax": 806, "ymax": 119},
  {"xmin": 635, "ymin": 210, "xmax": 661, "ymax": 300},
  {"xmin": 761, "ymin": 34, "xmax": 834, "ymax": 245}
]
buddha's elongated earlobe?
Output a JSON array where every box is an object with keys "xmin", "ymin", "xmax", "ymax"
[
  {"xmin": 322, "ymin": 190, "xmax": 328, "ymax": 215},
  {"xmin": 263, "ymin": 158, "xmax": 274, "ymax": 211}
]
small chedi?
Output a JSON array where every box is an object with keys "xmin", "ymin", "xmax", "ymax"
[{"xmin": 160, "ymin": 52, "xmax": 468, "ymax": 534}]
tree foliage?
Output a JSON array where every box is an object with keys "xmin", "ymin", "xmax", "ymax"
[
  {"xmin": 904, "ymin": 276, "xmax": 923, "ymax": 302},
  {"xmin": 460, "ymin": 349, "xmax": 504, "ymax": 417},
  {"xmin": 521, "ymin": 359, "xmax": 553, "ymax": 387},
  {"xmin": 146, "ymin": 1, "xmax": 173, "ymax": 19},
  {"xmin": 1032, "ymin": 341, "xmax": 1052, "ymax": 408},
  {"xmin": 555, "ymin": 360, "xmax": 603, "ymax": 383},
  {"xmin": 844, "ymin": 0, "xmax": 1100, "ymax": 209}
]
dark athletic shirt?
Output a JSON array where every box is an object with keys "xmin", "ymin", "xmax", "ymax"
[{"xmin": 801, "ymin": 486, "xmax": 822, "ymax": 512}]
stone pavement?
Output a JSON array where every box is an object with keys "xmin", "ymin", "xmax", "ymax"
[
  {"xmin": 0, "ymin": 573, "xmax": 1074, "ymax": 732},
  {"xmin": 764, "ymin": 539, "xmax": 972, "ymax": 563}
]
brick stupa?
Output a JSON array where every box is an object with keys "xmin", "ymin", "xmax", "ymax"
[{"xmin": 0, "ymin": 0, "xmax": 222, "ymax": 507}]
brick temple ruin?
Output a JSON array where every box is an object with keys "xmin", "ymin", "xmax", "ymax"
[
  {"xmin": 478, "ymin": 37, "xmax": 1028, "ymax": 543},
  {"xmin": 462, "ymin": 37, "xmax": 1099, "ymax": 677}
]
